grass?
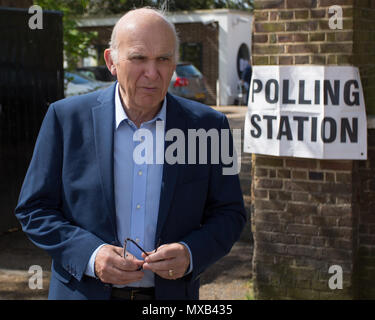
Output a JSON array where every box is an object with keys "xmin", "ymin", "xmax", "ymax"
[{"xmin": 244, "ymin": 279, "xmax": 255, "ymax": 300}]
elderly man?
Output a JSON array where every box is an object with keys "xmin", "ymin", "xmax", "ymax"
[{"xmin": 15, "ymin": 8, "xmax": 246, "ymax": 300}]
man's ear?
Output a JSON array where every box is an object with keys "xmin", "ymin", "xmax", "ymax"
[{"xmin": 104, "ymin": 49, "xmax": 117, "ymax": 76}]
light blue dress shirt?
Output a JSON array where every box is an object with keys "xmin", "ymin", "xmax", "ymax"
[{"xmin": 85, "ymin": 83, "xmax": 192, "ymax": 287}]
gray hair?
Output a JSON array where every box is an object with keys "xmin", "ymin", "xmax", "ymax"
[{"xmin": 109, "ymin": 7, "xmax": 180, "ymax": 63}]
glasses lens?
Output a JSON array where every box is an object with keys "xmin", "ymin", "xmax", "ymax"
[{"xmin": 124, "ymin": 238, "xmax": 149, "ymax": 257}]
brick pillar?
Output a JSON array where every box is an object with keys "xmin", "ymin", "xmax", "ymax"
[{"xmin": 251, "ymin": 0, "xmax": 375, "ymax": 299}]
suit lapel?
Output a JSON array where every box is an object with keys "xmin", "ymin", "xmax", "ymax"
[
  {"xmin": 92, "ymin": 84, "xmax": 117, "ymax": 240},
  {"xmin": 155, "ymin": 94, "xmax": 187, "ymax": 242},
  {"xmin": 92, "ymin": 87, "xmax": 188, "ymax": 244}
]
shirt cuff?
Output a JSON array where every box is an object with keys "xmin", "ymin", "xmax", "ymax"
[
  {"xmin": 84, "ymin": 243, "xmax": 107, "ymax": 278},
  {"xmin": 179, "ymin": 241, "xmax": 193, "ymax": 275}
]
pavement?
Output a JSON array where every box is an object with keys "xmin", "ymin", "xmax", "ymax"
[{"xmin": 0, "ymin": 105, "xmax": 253, "ymax": 300}]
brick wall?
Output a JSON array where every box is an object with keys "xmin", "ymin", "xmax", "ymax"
[
  {"xmin": 252, "ymin": 156, "xmax": 357, "ymax": 299},
  {"xmin": 357, "ymin": 130, "xmax": 375, "ymax": 298},
  {"xmin": 252, "ymin": 0, "xmax": 357, "ymax": 65},
  {"xmin": 175, "ymin": 22, "xmax": 219, "ymax": 105},
  {"xmin": 251, "ymin": 0, "xmax": 375, "ymax": 299}
]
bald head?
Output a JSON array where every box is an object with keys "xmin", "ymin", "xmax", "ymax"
[
  {"xmin": 109, "ymin": 8, "xmax": 179, "ymax": 63},
  {"xmin": 103, "ymin": 7, "xmax": 178, "ymax": 122}
]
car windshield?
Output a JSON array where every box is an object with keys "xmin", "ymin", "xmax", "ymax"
[
  {"xmin": 176, "ymin": 64, "xmax": 202, "ymax": 77},
  {"xmin": 65, "ymin": 72, "xmax": 92, "ymax": 84}
]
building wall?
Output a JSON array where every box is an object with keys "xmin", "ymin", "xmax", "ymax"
[
  {"xmin": 175, "ymin": 22, "xmax": 219, "ymax": 105},
  {"xmin": 251, "ymin": 0, "xmax": 375, "ymax": 299},
  {"xmin": 78, "ymin": 10, "xmax": 252, "ymax": 106}
]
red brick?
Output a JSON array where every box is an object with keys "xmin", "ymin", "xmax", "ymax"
[
  {"xmin": 286, "ymin": 0, "xmax": 317, "ymax": 8},
  {"xmin": 320, "ymin": 227, "xmax": 353, "ymax": 240},
  {"xmin": 288, "ymin": 44, "xmax": 319, "ymax": 53},
  {"xmin": 320, "ymin": 205, "xmax": 352, "ymax": 217},
  {"xmin": 279, "ymin": 56, "xmax": 293, "ymax": 65},
  {"xmin": 309, "ymin": 32, "xmax": 325, "ymax": 41},
  {"xmin": 253, "ymin": 44, "xmax": 285, "ymax": 54},
  {"xmin": 285, "ymin": 158, "xmax": 318, "ymax": 169},
  {"xmin": 319, "ymin": 0, "xmax": 354, "ymax": 6},
  {"xmin": 284, "ymin": 180, "xmax": 322, "ymax": 193},
  {"xmin": 255, "ymin": 22, "xmax": 285, "ymax": 33},
  {"xmin": 255, "ymin": 199, "xmax": 286, "ymax": 211},
  {"xmin": 311, "ymin": 55, "xmax": 326, "ymax": 64},
  {"xmin": 256, "ymin": 241, "xmax": 288, "ymax": 254},
  {"xmin": 286, "ymin": 20, "xmax": 318, "ymax": 32},
  {"xmin": 254, "ymin": 11, "xmax": 269, "ymax": 21},
  {"xmin": 254, "ymin": 0, "xmax": 285, "ymax": 9},
  {"xmin": 255, "ymin": 167, "xmax": 268, "ymax": 177},
  {"xmin": 320, "ymin": 43, "xmax": 353, "ymax": 54},
  {"xmin": 293, "ymin": 33, "xmax": 309, "ymax": 42},
  {"xmin": 253, "ymin": 34, "xmax": 268, "ymax": 43},
  {"xmin": 279, "ymin": 10, "xmax": 294, "ymax": 19},
  {"xmin": 319, "ymin": 160, "xmax": 353, "ymax": 171},
  {"xmin": 295, "ymin": 10, "xmax": 309, "ymax": 19},
  {"xmin": 321, "ymin": 183, "xmax": 352, "ymax": 194},
  {"xmin": 277, "ymin": 169, "xmax": 291, "ymax": 178},
  {"xmin": 295, "ymin": 55, "xmax": 310, "ymax": 64},
  {"xmin": 255, "ymin": 221, "xmax": 286, "ymax": 233},
  {"xmin": 255, "ymin": 178, "xmax": 283, "ymax": 189},
  {"xmin": 287, "ymin": 224, "xmax": 319, "ymax": 236},
  {"xmin": 311, "ymin": 9, "xmax": 326, "ymax": 18},
  {"xmin": 270, "ymin": 11, "xmax": 278, "ymax": 20},
  {"xmin": 292, "ymin": 170, "xmax": 308, "ymax": 180},
  {"xmin": 257, "ymin": 211, "xmax": 281, "ymax": 223},
  {"xmin": 287, "ymin": 202, "xmax": 318, "ymax": 215},
  {"xmin": 255, "ymin": 156, "xmax": 284, "ymax": 167},
  {"xmin": 278, "ymin": 34, "xmax": 294, "ymax": 42},
  {"xmin": 325, "ymin": 172, "xmax": 335, "ymax": 182},
  {"xmin": 253, "ymin": 189, "xmax": 268, "ymax": 199},
  {"xmin": 335, "ymin": 31, "xmax": 354, "ymax": 41},
  {"xmin": 336, "ymin": 173, "xmax": 352, "ymax": 183},
  {"xmin": 292, "ymin": 192, "xmax": 310, "ymax": 201}
]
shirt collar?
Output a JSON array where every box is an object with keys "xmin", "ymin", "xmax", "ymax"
[{"xmin": 115, "ymin": 82, "xmax": 167, "ymax": 129}]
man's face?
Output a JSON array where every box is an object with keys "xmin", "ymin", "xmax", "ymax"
[{"xmin": 109, "ymin": 18, "xmax": 176, "ymax": 112}]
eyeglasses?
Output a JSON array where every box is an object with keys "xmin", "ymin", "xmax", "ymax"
[{"xmin": 123, "ymin": 238, "xmax": 149, "ymax": 259}]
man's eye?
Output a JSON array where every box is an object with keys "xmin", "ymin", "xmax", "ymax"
[
  {"xmin": 159, "ymin": 57, "xmax": 169, "ymax": 61},
  {"xmin": 131, "ymin": 56, "xmax": 145, "ymax": 61}
]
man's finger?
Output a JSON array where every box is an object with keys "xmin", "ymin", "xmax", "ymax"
[
  {"xmin": 114, "ymin": 251, "xmax": 145, "ymax": 271},
  {"xmin": 95, "ymin": 245, "xmax": 145, "ymax": 284},
  {"xmin": 142, "ymin": 243, "xmax": 190, "ymax": 280},
  {"xmin": 144, "ymin": 243, "xmax": 181, "ymax": 263},
  {"xmin": 102, "ymin": 266, "xmax": 145, "ymax": 285}
]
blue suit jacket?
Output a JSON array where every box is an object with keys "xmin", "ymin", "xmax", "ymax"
[{"xmin": 15, "ymin": 83, "xmax": 246, "ymax": 300}]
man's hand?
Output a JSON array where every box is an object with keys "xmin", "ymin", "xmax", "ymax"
[
  {"xmin": 94, "ymin": 244, "xmax": 145, "ymax": 285},
  {"xmin": 142, "ymin": 243, "xmax": 190, "ymax": 280}
]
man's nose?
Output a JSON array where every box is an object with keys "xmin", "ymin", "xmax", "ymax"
[{"xmin": 144, "ymin": 61, "xmax": 159, "ymax": 80}]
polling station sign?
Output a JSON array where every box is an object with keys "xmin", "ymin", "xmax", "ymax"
[{"xmin": 244, "ymin": 66, "xmax": 367, "ymax": 159}]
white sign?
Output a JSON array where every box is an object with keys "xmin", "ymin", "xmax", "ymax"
[{"xmin": 244, "ymin": 66, "xmax": 367, "ymax": 159}]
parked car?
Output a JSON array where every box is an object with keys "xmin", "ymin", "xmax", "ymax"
[
  {"xmin": 76, "ymin": 66, "xmax": 116, "ymax": 82},
  {"xmin": 64, "ymin": 71, "xmax": 113, "ymax": 97},
  {"xmin": 168, "ymin": 62, "xmax": 207, "ymax": 103}
]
